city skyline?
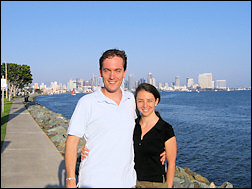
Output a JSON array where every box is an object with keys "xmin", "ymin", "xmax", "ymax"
[
  {"xmin": 1, "ymin": 1, "xmax": 251, "ymax": 88},
  {"xmin": 34, "ymin": 71, "xmax": 230, "ymax": 90}
]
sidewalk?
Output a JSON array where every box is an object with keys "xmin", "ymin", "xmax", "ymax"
[{"xmin": 1, "ymin": 96, "xmax": 66, "ymax": 188}]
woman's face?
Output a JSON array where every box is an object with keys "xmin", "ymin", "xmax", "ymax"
[{"xmin": 136, "ymin": 90, "xmax": 159, "ymax": 117}]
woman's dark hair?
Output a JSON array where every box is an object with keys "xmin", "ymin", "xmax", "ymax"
[
  {"xmin": 135, "ymin": 83, "xmax": 161, "ymax": 117},
  {"xmin": 99, "ymin": 49, "xmax": 127, "ymax": 71}
]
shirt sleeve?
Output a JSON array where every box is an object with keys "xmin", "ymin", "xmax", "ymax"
[
  {"xmin": 67, "ymin": 96, "xmax": 90, "ymax": 138},
  {"xmin": 164, "ymin": 122, "xmax": 175, "ymax": 142}
]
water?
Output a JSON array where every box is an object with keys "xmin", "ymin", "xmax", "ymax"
[{"xmin": 35, "ymin": 90, "xmax": 251, "ymax": 188}]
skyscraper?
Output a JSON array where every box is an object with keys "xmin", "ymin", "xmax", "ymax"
[
  {"xmin": 198, "ymin": 73, "xmax": 213, "ymax": 89},
  {"xmin": 76, "ymin": 78, "xmax": 84, "ymax": 89},
  {"xmin": 128, "ymin": 74, "xmax": 135, "ymax": 91},
  {"xmin": 147, "ymin": 73, "xmax": 152, "ymax": 84},
  {"xmin": 216, "ymin": 80, "xmax": 227, "ymax": 89},
  {"xmin": 175, "ymin": 76, "xmax": 180, "ymax": 87},
  {"xmin": 186, "ymin": 78, "xmax": 194, "ymax": 88}
]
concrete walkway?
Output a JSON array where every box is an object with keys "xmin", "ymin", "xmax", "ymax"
[{"xmin": 1, "ymin": 97, "xmax": 66, "ymax": 188}]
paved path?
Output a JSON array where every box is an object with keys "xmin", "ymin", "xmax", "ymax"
[{"xmin": 1, "ymin": 97, "xmax": 66, "ymax": 188}]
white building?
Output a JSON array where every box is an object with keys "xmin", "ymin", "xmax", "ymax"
[
  {"xmin": 216, "ymin": 80, "xmax": 227, "ymax": 89},
  {"xmin": 198, "ymin": 73, "xmax": 213, "ymax": 89}
]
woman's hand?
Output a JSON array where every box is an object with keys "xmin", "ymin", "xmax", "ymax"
[{"xmin": 81, "ymin": 145, "xmax": 90, "ymax": 160}]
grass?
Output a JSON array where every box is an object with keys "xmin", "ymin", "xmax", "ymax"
[{"xmin": 1, "ymin": 97, "xmax": 13, "ymax": 149}]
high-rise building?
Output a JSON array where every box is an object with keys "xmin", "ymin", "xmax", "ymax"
[
  {"xmin": 152, "ymin": 78, "xmax": 156, "ymax": 87},
  {"xmin": 34, "ymin": 83, "xmax": 39, "ymax": 89},
  {"xmin": 175, "ymin": 76, "xmax": 180, "ymax": 87},
  {"xmin": 186, "ymin": 78, "xmax": 194, "ymax": 88},
  {"xmin": 198, "ymin": 73, "xmax": 213, "ymax": 89},
  {"xmin": 216, "ymin": 80, "xmax": 227, "ymax": 89},
  {"xmin": 76, "ymin": 78, "xmax": 84, "ymax": 89},
  {"xmin": 128, "ymin": 74, "xmax": 135, "ymax": 91},
  {"xmin": 147, "ymin": 73, "xmax": 152, "ymax": 84},
  {"xmin": 139, "ymin": 78, "xmax": 146, "ymax": 84},
  {"xmin": 40, "ymin": 83, "xmax": 46, "ymax": 90},
  {"xmin": 67, "ymin": 79, "xmax": 76, "ymax": 91}
]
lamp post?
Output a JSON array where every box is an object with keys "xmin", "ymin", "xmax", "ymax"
[{"xmin": 1, "ymin": 58, "xmax": 8, "ymax": 99}]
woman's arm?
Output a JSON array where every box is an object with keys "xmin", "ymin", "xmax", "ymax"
[{"xmin": 165, "ymin": 136, "xmax": 177, "ymax": 188}]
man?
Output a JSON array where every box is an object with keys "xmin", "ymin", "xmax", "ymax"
[{"xmin": 65, "ymin": 49, "xmax": 137, "ymax": 188}]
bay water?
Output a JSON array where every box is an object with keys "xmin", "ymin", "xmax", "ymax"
[{"xmin": 35, "ymin": 90, "xmax": 251, "ymax": 188}]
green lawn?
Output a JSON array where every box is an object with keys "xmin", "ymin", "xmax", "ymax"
[{"xmin": 1, "ymin": 98, "xmax": 13, "ymax": 149}]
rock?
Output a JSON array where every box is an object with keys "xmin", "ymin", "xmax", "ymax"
[
  {"xmin": 184, "ymin": 167, "xmax": 210, "ymax": 184},
  {"xmin": 219, "ymin": 181, "xmax": 233, "ymax": 188},
  {"xmin": 209, "ymin": 182, "xmax": 216, "ymax": 188}
]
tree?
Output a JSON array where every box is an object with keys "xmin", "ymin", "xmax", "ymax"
[{"xmin": 1, "ymin": 63, "xmax": 33, "ymax": 99}]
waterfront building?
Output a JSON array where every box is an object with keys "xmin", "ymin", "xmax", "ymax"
[
  {"xmin": 92, "ymin": 75, "xmax": 99, "ymax": 87},
  {"xmin": 158, "ymin": 83, "xmax": 163, "ymax": 90},
  {"xmin": 84, "ymin": 80, "xmax": 91, "ymax": 86},
  {"xmin": 34, "ymin": 83, "xmax": 39, "ymax": 89},
  {"xmin": 67, "ymin": 79, "xmax": 76, "ymax": 91},
  {"xmin": 76, "ymin": 78, "xmax": 84, "ymax": 89},
  {"xmin": 147, "ymin": 73, "xmax": 152, "ymax": 84},
  {"xmin": 128, "ymin": 74, "xmax": 135, "ymax": 91},
  {"xmin": 216, "ymin": 80, "xmax": 227, "ymax": 89},
  {"xmin": 98, "ymin": 77, "xmax": 104, "ymax": 87},
  {"xmin": 198, "ymin": 73, "xmax": 213, "ymax": 89},
  {"xmin": 175, "ymin": 76, "xmax": 180, "ymax": 87},
  {"xmin": 39, "ymin": 83, "xmax": 46, "ymax": 90},
  {"xmin": 139, "ymin": 78, "xmax": 146, "ymax": 85},
  {"xmin": 152, "ymin": 77, "xmax": 156, "ymax": 87},
  {"xmin": 186, "ymin": 78, "xmax": 194, "ymax": 88},
  {"xmin": 135, "ymin": 80, "xmax": 139, "ymax": 89}
]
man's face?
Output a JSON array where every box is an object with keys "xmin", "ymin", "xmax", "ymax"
[{"xmin": 100, "ymin": 56, "xmax": 126, "ymax": 93}]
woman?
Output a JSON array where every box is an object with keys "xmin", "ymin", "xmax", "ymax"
[
  {"xmin": 133, "ymin": 83, "xmax": 177, "ymax": 188},
  {"xmin": 81, "ymin": 83, "xmax": 177, "ymax": 188}
]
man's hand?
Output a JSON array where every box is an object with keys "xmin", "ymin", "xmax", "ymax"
[
  {"xmin": 160, "ymin": 150, "xmax": 166, "ymax": 165},
  {"xmin": 81, "ymin": 145, "xmax": 90, "ymax": 160}
]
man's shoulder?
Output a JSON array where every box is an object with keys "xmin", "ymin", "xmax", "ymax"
[{"xmin": 78, "ymin": 91, "xmax": 98, "ymax": 103}]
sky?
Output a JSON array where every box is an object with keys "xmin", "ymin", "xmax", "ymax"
[{"xmin": 1, "ymin": 1, "xmax": 251, "ymax": 88}]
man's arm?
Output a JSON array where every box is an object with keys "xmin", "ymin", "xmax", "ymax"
[{"xmin": 65, "ymin": 135, "xmax": 80, "ymax": 188}]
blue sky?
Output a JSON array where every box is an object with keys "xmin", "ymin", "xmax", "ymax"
[{"xmin": 1, "ymin": 1, "xmax": 251, "ymax": 88}]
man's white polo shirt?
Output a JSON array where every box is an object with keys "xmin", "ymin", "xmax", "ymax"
[{"xmin": 67, "ymin": 87, "xmax": 137, "ymax": 188}]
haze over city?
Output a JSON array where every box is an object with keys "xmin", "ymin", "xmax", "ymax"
[{"xmin": 1, "ymin": 1, "xmax": 251, "ymax": 88}]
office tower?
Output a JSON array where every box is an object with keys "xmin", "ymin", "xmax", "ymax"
[
  {"xmin": 175, "ymin": 76, "xmax": 180, "ymax": 87},
  {"xmin": 139, "ymin": 78, "xmax": 146, "ymax": 84},
  {"xmin": 67, "ymin": 79, "xmax": 76, "ymax": 91},
  {"xmin": 92, "ymin": 75, "xmax": 99, "ymax": 87},
  {"xmin": 216, "ymin": 80, "xmax": 227, "ymax": 89},
  {"xmin": 121, "ymin": 78, "xmax": 125, "ymax": 89},
  {"xmin": 76, "ymin": 78, "xmax": 84, "ymax": 89},
  {"xmin": 40, "ymin": 83, "xmax": 46, "ymax": 90},
  {"xmin": 147, "ymin": 73, "xmax": 152, "ymax": 84},
  {"xmin": 63, "ymin": 84, "xmax": 67, "ymax": 90},
  {"xmin": 186, "ymin": 78, "xmax": 194, "ymax": 88},
  {"xmin": 84, "ymin": 80, "xmax": 91, "ymax": 86},
  {"xmin": 98, "ymin": 77, "xmax": 104, "ymax": 87},
  {"xmin": 164, "ymin": 82, "xmax": 169, "ymax": 88},
  {"xmin": 158, "ymin": 83, "xmax": 162, "ymax": 90},
  {"xmin": 128, "ymin": 74, "xmax": 135, "ymax": 91},
  {"xmin": 34, "ymin": 83, "xmax": 39, "ymax": 89},
  {"xmin": 152, "ymin": 78, "xmax": 156, "ymax": 87},
  {"xmin": 135, "ymin": 80, "xmax": 139, "ymax": 89},
  {"xmin": 198, "ymin": 73, "xmax": 213, "ymax": 89}
]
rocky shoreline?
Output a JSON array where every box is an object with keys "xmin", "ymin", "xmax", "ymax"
[{"xmin": 24, "ymin": 94, "xmax": 233, "ymax": 188}]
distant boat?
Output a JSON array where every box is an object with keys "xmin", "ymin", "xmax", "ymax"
[{"xmin": 72, "ymin": 89, "xmax": 76, "ymax": 95}]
